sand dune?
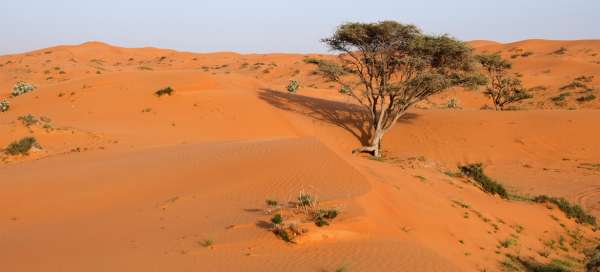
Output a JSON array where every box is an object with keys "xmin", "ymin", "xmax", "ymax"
[{"xmin": 1, "ymin": 41, "xmax": 599, "ymax": 271}]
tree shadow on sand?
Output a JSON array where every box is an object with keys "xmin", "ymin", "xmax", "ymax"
[{"xmin": 258, "ymin": 88, "xmax": 419, "ymax": 146}]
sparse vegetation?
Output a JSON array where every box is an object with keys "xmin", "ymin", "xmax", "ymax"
[
  {"xmin": 12, "ymin": 82, "xmax": 36, "ymax": 97},
  {"xmin": 303, "ymin": 57, "xmax": 322, "ymax": 64},
  {"xmin": 533, "ymin": 195, "xmax": 596, "ymax": 226},
  {"xmin": 476, "ymin": 53, "xmax": 532, "ymax": 110},
  {"xmin": 287, "ymin": 80, "xmax": 299, "ymax": 93},
  {"xmin": 553, "ymin": 47, "xmax": 568, "ymax": 55},
  {"xmin": 0, "ymin": 99, "xmax": 9, "ymax": 112},
  {"xmin": 4, "ymin": 137, "xmax": 40, "ymax": 156},
  {"xmin": 459, "ymin": 163, "xmax": 509, "ymax": 199},
  {"xmin": 155, "ymin": 87, "xmax": 174, "ymax": 97},
  {"xmin": 576, "ymin": 95, "xmax": 596, "ymax": 103},
  {"xmin": 199, "ymin": 239, "xmax": 213, "ymax": 248},
  {"xmin": 18, "ymin": 114, "xmax": 38, "ymax": 127}
]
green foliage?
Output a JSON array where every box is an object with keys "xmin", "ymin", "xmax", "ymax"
[
  {"xmin": 476, "ymin": 53, "xmax": 532, "ymax": 110},
  {"xmin": 321, "ymin": 21, "xmax": 480, "ymax": 157},
  {"xmin": 155, "ymin": 87, "xmax": 174, "ymax": 97},
  {"xmin": 297, "ymin": 192, "xmax": 314, "ymax": 207},
  {"xmin": 0, "ymin": 99, "xmax": 9, "ymax": 112},
  {"xmin": 12, "ymin": 82, "xmax": 36, "ymax": 97},
  {"xmin": 313, "ymin": 209, "xmax": 339, "ymax": 227},
  {"xmin": 459, "ymin": 163, "xmax": 509, "ymax": 199},
  {"xmin": 533, "ymin": 195, "xmax": 596, "ymax": 226},
  {"xmin": 287, "ymin": 80, "xmax": 299, "ymax": 93},
  {"xmin": 4, "ymin": 137, "xmax": 39, "ymax": 156},
  {"xmin": 271, "ymin": 214, "xmax": 283, "ymax": 225},
  {"xmin": 339, "ymin": 85, "xmax": 351, "ymax": 94}
]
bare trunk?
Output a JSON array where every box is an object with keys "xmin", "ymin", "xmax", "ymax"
[{"xmin": 352, "ymin": 128, "xmax": 384, "ymax": 157}]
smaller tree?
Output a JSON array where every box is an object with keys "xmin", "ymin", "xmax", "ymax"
[{"xmin": 476, "ymin": 53, "xmax": 532, "ymax": 110}]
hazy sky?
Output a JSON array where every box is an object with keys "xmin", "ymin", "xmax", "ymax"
[{"xmin": 2, "ymin": 0, "xmax": 599, "ymax": 54}]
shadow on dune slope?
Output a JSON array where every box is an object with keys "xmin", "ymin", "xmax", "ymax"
[{"xmin": 258, "ymin": 89, "xmax": 419, "ymax": 147}]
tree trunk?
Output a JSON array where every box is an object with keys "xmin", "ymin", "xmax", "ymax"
[{"xmin": 352, "ymin": 128, "xmax": 384, "ymax": 157}]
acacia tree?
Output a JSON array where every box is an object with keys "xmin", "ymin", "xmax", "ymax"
[
  {"xmin": 476, "ymin": 53, "xmax": 532, "ymax": 110},
  {"xmin": 320, "ymin": 21, "xmax": 479, "ymax": 157}
]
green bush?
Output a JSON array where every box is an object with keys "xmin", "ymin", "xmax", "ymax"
[
  {"xmin": 339, "ymin": 86, "xmax": 351, "ymax": 95},
  {"xmin": 533, "ymin": 195, "xmax": 596, "ymax": 226},
  {"xmin": 155, "ymin": 87, "xmax": 174, "ymax": 97},
  {"xmin": 313, "ymin": 209, "xmax": 339, "ymax": 227},
  {"xmin": 458, "ymin": 164, "xmax": 509, "ymax": 199},
  {"xmin": 287, "ymin": 80, "xmax": 299, "ymax": 93},
  {"xmin": 12, "ymin": 82, "xmax": 36, "ymax": 97},
  {"xmin": 4, "ymin": 137, "xmax": 39, "ymax": 156},
  {"xmin": 0, "ymin": 99, "xmax": 9, "ymax": 112}
]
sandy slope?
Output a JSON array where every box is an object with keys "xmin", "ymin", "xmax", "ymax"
[{"xmin": 1, "ymin": 41, "xmax": 600, "ymax": 271}]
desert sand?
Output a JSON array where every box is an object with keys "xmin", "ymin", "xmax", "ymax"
[{"xmin": 1, "ymin": 40, "xmax": 599, "ymax": 271}]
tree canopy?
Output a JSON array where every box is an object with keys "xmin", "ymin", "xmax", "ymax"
[{"xmin": 319, "ymin": 21, "xmax": 481, "ymax": 157}]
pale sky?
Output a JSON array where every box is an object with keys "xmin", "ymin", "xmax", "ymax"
[{"xmin": 2, "ymin": 0, "xmax": 599, "ymax": 54}]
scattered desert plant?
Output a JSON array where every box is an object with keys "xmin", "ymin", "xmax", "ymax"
[
  {"xmin": 574, "ymin": 75, "xmax": 594, "ymax": 83},
  {"xmin": 303, "ymin": 57, "xmax": 322, "ymax": 64},
  {"xmin": 0, "ymin": 99, "xmax": 9, "ymax": 112},
  {"xmin": 577, "ymin": 95, "xmax": 596, "ymax": 103},
  {"xmin": 521, "ymin": 51, "xmax": 534, "ymax": 57},
  {"xmin": 551, "ymin": 92, "xmax": 571, "ymax": 105},
  {"xmin": 339, "ymin": 85, "xmax": 351, "ymax": 95},
  {"xmin": 155, "ymin": 87, "xmax": 174, "ymax": 97},
  {"xmin": 446, "ymin": 98, "xmax": 460, "ymax": 109},
  {"xmin": 12, "ymin": 82, "xmax": 36, "ymax": 97},
  {"xmin": 4, "ymin": 137, "xmax": 40, "ymax": 156},
  {"xmin": 319, "ymin": 21, "xmax": 481, "ymax": 157},
  {"xmin": 476, "ymin": 53, "xmax": 532, "ymax": 110},
  {"xmin": 265, "ymin": 199, "xmax": 278, "ymax": 207},
  {"xmin": 287, "ymin": 80, "xmax": 299, "ymax": 93},
  {"xmin": 313, "ymin": 209, "xmax": 339, "ymax": 226},
  {"xmin": 533, "ymin": 195, "xmax": 596, "ymax": 226},
  {"xmin": 560, "ymin": 81, "xmax": 588, "ymax": 91},
  {"xmin": 553, "ymin": 47, "xmax": 568, "ymax": 55},
  {"xmin": 459, "ymin": 163, "xmax": 509, "ymax": 199},
  {"xmin": 18, "ymin": 114, "xmax": 38, "ymax": 127},
  {"xmin": 587, "ymin": 245, "xmax": 600, "ymax": 272},
  {"xmin": 198, "ymin": 239, "xmax": 213, "ymax": 247}
]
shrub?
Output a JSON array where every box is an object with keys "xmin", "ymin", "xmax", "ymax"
[
  {"xmin": 553, "ymin": 47, "xmax": 568, "ymax": 55},
  {"xmin": 576, "ymin": 95, "xmax": 596, "ymax": 103},
  {"xmin": 18, "ymin": 114, "xmax": 38, "ymax": 127},
  {"xmin": 587, "ymin": 245, "xmax": 600, "ymax": 272},
  {"xmin": 287, "ymin": 80, "xmax": 299, "ymax": 93},
  {"xmin": 339, "ymin": 86, "xmax": 351, "ymax": 95},
  {"xmin": 265, "ymin": 199, "xmax": 278, "ymax": 207},
  {"xmin": 12, "ymin": 82, "xmax": 36, "ymax": 97},
  {"xmin": 313, "ymin": 209, "xmax": 339, "ymax": 227},
  {"xmin": 297, "ymin": 192, "xmax": 314, "ymax": 207},
  {"xmin": 4, "ymin": 137, "xmax": 39, "ymax": 156},
  {"xmin": 0, "ymin": 99, "xmax": 9, "ymax": 112},
  {"xmin": 459, "ymin": 164, "xmax": 509, "ymax": 199},
  {"xmin": 446, "ymin": 98, "xmax": 460, "ymax": 109},
  {"xmin": 155, "ymin": 87, "xmax": 174, "ymax": 97},
  {"xmin": 560, "ymin": 81, "xmax": 587, "ymax": 91},
  {"xmin": 303, "ymin": 57, "xmax": 322, "ymax": 64},
  {"xmin": 533, "ymin": 195, "xmax": 596, "ymax": 226},
  {"xmin": 551, "ymin": 92, "xmax": 571, "ymax": 104},
  {"xmin": 271, "ymin": 214, "xmax": 283, "ymax": 225}
]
